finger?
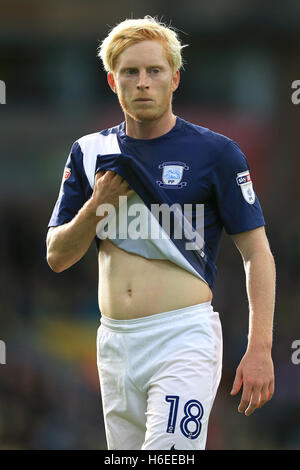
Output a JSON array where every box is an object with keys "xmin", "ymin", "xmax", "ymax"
[
  {"xmin": 244, "ymin": 387, "xmax": 261, "ymax": 416},
  {"xmin": 269, "ymin": 379, "xmax": 275, "ymax": 396},
  {"xmin": 120, "ymin": 177, "xmax": 131, "ymax": 188},
  {"xmin": 238, "ymin": 383, "xmax": 252, "ymax": 413},
  {"xmin": 97, "ymin": 170, "xmax": 117, "ymax": 181},
  {"xmin": 95, "ymin": 170, "xmax": 106, "ymax": 180},
  {"xmin": 258, "ymin": 384, "xmax": 269, "ymax": 408},
  {"xmin": 119, "ymin": 177, "xmax": 134, "ymax": 192},
  {"xmin": 268, "ymin": 380, "xmax": 275, "ymax": 401},
  {"xmin": 230, "ymin": 369, "xmax": 243, "ymax": 396},
  {"xmin": 126, "ymin": 189, "xmax": 135, "ymax": 199},
  {"xmin": 110, "ymin": 170, "xmax": 123, "ymax": 180}
]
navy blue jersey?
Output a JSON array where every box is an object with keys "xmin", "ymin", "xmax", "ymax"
[{"xmin": 48, "ymin": 116, "xmax": 265, "ymax": 289}]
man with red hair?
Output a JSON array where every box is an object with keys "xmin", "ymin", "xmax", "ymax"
[{"xmin": 47, "ymin": 16, "xmax": 275, "ymax": 450}]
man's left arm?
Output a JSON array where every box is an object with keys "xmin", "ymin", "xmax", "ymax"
[{"xmin": 230, "ymin": 226, "xmax": 276, "ymax": 416}]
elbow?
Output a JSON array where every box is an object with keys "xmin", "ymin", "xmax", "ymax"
[
  {"xmin": 47, "ymin": 252, "xmax": 67, "ymax": 273},
  {"xmin": 46, "ymin": 228, "xmax": 69, "ymax": 273}
]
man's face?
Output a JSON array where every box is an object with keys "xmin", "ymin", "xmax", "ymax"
[{"xmin": 108, "ymin": 40, "xmax": 180, "ymax": 122}]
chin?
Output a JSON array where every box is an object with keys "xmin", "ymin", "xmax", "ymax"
[
  {"xmin": 134, "ymin": 112, "xmax": 160, "ymax": 122},
  {"xmin": 127, "ymin": 107, "xmax": 167, "ymax": 123}
]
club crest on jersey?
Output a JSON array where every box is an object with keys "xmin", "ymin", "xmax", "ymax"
[
  {"xmin": 157, "ymin": 162, "xmax": 189, "ymax": 189},
  {"xmin": 236, "ymin": 170, "xmax": 255, "ymax": 204}
]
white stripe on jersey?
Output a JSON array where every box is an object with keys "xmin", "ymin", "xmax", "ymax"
[{"xmin": 78, "ymin": 132, "xmax": 121, "ymax": 189}]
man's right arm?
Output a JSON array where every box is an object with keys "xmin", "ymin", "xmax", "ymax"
[
  {"xmin": 47, "ymin": 170, "xmax": 135, "ymax": 273},
  {"xmin": 46, "ymin": 197, "xmax": 102, "ymax": 273}
]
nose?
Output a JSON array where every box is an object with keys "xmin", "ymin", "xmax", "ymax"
[{"xmin": 136, "ymin": 70, "xmax": 149, "ymax": 90}]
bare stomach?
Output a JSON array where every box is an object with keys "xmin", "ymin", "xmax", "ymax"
[{"xmin": 97, "ymin": 239, "xmax": 212, "ymax": 320}]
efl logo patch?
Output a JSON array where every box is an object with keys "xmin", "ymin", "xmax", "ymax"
[
  {"xmin": 59, "ymin": 166, "xmax": 72, "ymax": 196},
  {"xmin": 64, "ymin": 167, "xmax": 71, "ymax": 180},
  {"xmin": 236, "ymin": 170, "xmax": 255, "ymax": 204}
]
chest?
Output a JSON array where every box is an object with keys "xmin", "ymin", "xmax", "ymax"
[{"xmin": 119, "ymin": 140, "xmax": 215, "ymax": 205}]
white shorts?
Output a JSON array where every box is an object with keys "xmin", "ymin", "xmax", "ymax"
[{"xmin": 96, "ymin": 301, "xmax": 223, "ymax": 450}]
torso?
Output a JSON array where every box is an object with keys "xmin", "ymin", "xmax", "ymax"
[{"xmin": 98, "ymin": 239, "xmax": 212, "ymax": 320}]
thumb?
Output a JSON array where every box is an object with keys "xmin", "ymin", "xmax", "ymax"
[{"xmin": 230, "ymin": 368, "xmax": 243, "ymax": 396}]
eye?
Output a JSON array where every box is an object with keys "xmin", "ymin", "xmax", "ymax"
[
  {"xmin": 126, "ymin": 69, "xmax": 137, "ymax": 75},
  {"xmin": 151, "ymin": 68, "xmax": 160, "ymax": 74}
]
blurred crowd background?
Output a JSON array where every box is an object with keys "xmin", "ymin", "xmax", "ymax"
[{"xmin": 0, "ymin": 0, "xmax": 300, "ymax": 450}]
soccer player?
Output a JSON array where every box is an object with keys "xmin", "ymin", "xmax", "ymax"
[{"xmin": 46, "ymin": 16, "xmax": 276, "ymax": 450}]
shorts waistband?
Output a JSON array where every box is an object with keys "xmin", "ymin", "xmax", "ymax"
[{"xmin": 100, "ymin": 301, "xmax": 214, "ymax": 333}]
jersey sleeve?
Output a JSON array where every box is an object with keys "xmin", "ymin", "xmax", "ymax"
[
  {"xmin": 48, "ymin": 141, "xmax": 91, "ymax": 227},
  {"xmin": 213, "ymin": 139, "xmax": 265, "ymax": 235}
]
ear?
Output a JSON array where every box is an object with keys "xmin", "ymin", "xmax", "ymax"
[
  {"xmin": 107, "ymin": 72, "xmax": 117, "ymax": 94},
  {"xmin": 172, "ymin": 70, "xmax": 180, "ymax": 92}
]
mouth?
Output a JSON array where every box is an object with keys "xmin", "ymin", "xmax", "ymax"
[{"xmin": 134, "ymin": 98, "xmax": 153, "ymax": 102}]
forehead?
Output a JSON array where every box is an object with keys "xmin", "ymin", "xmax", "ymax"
[{"xmin": 115, "ymin": 40, "xmax": 170, "ymax": 69}]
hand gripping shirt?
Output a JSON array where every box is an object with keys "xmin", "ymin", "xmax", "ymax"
[{"xmin": 48, "ymin": 117, "xmax": 265, "ymax": 290}]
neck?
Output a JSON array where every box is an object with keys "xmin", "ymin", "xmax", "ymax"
[{"xmin": 124, "ymin": 110, "xmax": 177, "ymax": 140}]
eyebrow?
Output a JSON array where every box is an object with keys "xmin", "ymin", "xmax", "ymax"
[{"xmin": 119, "ymin": 65, "xmax": 165, "ymax": 71}]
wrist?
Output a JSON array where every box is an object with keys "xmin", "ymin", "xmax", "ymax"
[
  {"xmin": 85, "ymin": 197, "xmax": 102, "ymax": 219},
  {"xmin": 247, "ymin": 337, "xmax": 273, "ymax": 354}
]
